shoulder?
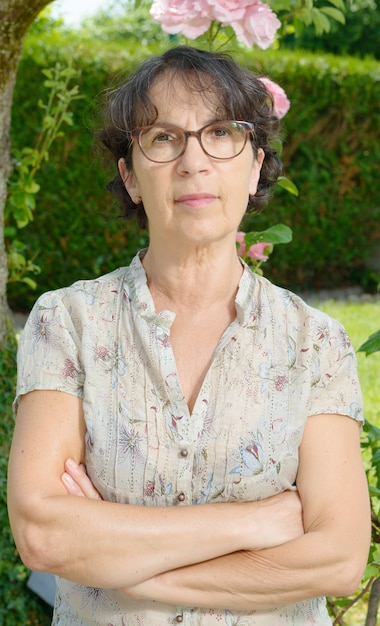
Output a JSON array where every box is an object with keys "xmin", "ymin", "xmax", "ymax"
[
  {"xmin": 34, "ymin": 266, "xmax": 129, "ymax": 316},
  {"xmin": 254, "ymin": 273, "xmax": 352, "ymax": 351},
  {"xmin": 258, "ymin": 273, "xmax": 338, "ymax": 324},
  {"xmin": 22, "ymin": 267, "xmax": 131, "ymax": 347}
]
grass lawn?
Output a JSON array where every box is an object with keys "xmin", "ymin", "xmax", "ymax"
[{"xmin": 311, "ymin": 299, "xmax": 380, "ymax": 427}]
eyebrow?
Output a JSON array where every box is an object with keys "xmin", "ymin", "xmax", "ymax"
[{"xmin": 145, "ymin": 117, "xmax": 227, "ymax": 129}]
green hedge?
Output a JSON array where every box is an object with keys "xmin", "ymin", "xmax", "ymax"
[
  {"xmin": 0, "ymin": 327, "xmax": 52, "ymax": 625},
  {"xmin": 6, "ymin": 40, "xmax": 380, "ymax": 310},
  {"xmin": 242, "ymin": 49, "xmax": 380, "ymax": 291}
]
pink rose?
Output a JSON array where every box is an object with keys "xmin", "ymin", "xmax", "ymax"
[
  {"xmin": 231, "ymin": 2, "xmax": 281, "ymax": 49},
  {"xmin": 259, "ymin": 77, "xmax": 290, "ymax": 119},
  {"xmin": 236, "ymin": 231, "xmax": 247, "ymax": 256},
  {"xmin": 208, "ymin": 0, "xmax": 252, "ymax": 23},
  {"xmin": 247, "ymin": 241, "xmax": 271, "ymax": 261},
  {"xmin": 236, "ymin": 233, "xmax": 271, "ymax": 262},
  {"xmin": 150, "ymin": 0, "xmax": 211, "ymax": 38}
]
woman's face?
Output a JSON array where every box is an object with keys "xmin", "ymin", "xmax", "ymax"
[{"xmin": 120, "ymin": 77, "xmax": 264, "ymax": 250}]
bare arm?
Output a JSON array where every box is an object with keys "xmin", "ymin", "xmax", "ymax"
[
  {"xmin": 117, "ymin": 414, "xmax": 371, "ymax": 609},
  {"xmin": 7, "ymin": 389, "xmax": 303, "ymax": 590}
]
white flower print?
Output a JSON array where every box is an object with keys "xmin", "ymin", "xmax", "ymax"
[
  {"xmin": 118, "ymin": 424, "xmax": 145, "ymax": 469},
  {"xmin": 230, "ymin": 433, "xmax": 265, "ymax": 477},
  {"xmin": 28, "ymin": 310, "xmax": 62, "ymax": 355},
  {"xmin": 75, "ymin": 585, "xmax": 115, "ymax": 616},
  {"xmin": 94, "ymin": 343, "xmax": 126, "ymax": 387},
  {"xmin": 258, "ymin": 361, "xmax": 289, "ymax": 394}
]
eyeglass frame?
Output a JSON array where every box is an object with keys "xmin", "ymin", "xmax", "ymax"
[{"xmin": 128, "ymin": 120, "xmax": 255, "ymax": 163}]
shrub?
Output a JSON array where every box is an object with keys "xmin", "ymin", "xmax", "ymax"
[
  {"xmin": 0, "ymin": 326, "xmax": 52, "ymax": 625},
  {"xmin": 242, "ymin": 49, "xmax": 380, "ymax": 291}
]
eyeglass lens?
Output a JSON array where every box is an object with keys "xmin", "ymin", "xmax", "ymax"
[{"xmin": 138, "ymin": 121, "xmax": 250, "ymax": 162}]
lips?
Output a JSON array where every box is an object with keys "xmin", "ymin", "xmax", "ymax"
[{"xmin": 175, "ymin": 193, "xmax": 216, "ymax": 208}]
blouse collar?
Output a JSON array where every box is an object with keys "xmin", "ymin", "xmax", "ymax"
[{"xmin": 126, "ymin": 250, "xmax": 259, "ymax": 327}]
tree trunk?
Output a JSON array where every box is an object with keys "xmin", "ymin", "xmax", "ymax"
[
  {"xmin": 0, "ymin": 0, "xmax": 53, "ymax": 343},
  {"xmin": 365, "ymin": 577, "xmax": 380, "ymax": 626}
]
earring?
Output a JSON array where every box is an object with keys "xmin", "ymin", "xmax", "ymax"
[{"xmin": 134, "ymin": 196, "xmax": 142, "ymax": 204}]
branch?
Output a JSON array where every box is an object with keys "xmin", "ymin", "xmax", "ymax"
[
  {"xmin": 332, "ymin": 578, "xmax": 374, "ymax": 625},
  {"xmin": 365, "ymin": 577, "xmax": 380, "ymax": 626}
]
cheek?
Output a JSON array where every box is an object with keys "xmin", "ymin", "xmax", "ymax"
[
  {"xmin": 248, "ymin": 163, "xmax": 262, "ymax": 196},
  {"xmin": 139, "ymin": 178, "xmax": 171, "ymax": 220}
]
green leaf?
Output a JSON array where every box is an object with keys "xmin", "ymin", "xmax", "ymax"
[
  {"xmin": 270, "ymin": 137, "xmax": 284, "ymax": 157},
  {"xmin": 41, "ymin": 68, "xmax": 53, "ymax": 79},
  {"xmin": 8, "ymin": 251, "xmax": 26, "ymax": 270},
  {"xmin": 20, "ymin": 146, "xmax": 37, "ymax": 158},
  {"xmin": 10, "ymin": 190, "xmax": 34, "ymax": 211},
  {"xmin": 362, "ymin": 420, "xmax": 380, "ymax": 452},
  {"xmin": 4, "ymin": 226, "xmax": 17, "ymax": 238},
  {"xmin": 25, "ymin": 193, "xmax": 36, "ymax": 211},
  {"xmin": 43, "ymin": 79, "xmax": 56, "ymax": 89},
  {"xmin": 368, "ymin": 484, "xmax": 380, "ymax": 497},
  {"xmin": 371, "ymin": 545, "xmax": 380, "ymax": 565},
  {"xmin": 371, "ymin": 448, "xmax": 380, "ymax": 486},
  {"xmin": 21, "ymin": 277, "xmax": 37, "ymax": 290},
  {"xmin": 42, "ymin": 115, "xmax": 56, "ymax": 130},
  {"xmin": 363, "ymin": 564, "xmax": 380, "ymax": 579},
  {"xmin": 268, "ymin": 0, "xmax": 293, "ymax": 11},
  {"xmin": 320, "ymin": 6, "xmax": 345, "ymax": 23},
  {"xmin": 277, "ymin": 176, "xmax": 299, "ymax": 196},
  {"xmin": 326, "ymin": 0, "xmax": 345, "ymax": 10},
  {"xmin": 60, "ymin": 67, "xmax": 79, "ymax": 79},
  {"xmin": 311, "ymin": 8, "xmax": 331, "ymax": 34},
  {"xmin": 245, "ymin": 224, "xmax": 293, "ymax": 246},
  {"xmin": 358, "ymin": 330, "xmax": 380, "ymax": 355},
  {"xmin": 15, "ymin": 218, "xmax": 29, "ymax": 229},
  {"xmin": 297, "ymin": 7, "xmax": 313, "ymax": 27},
  {"xmin": 24, "ymin": 181, "xmax": 40, "ymax": 194},
  {"xmin": 11, "ymin": 239, "xmax": 26, "ymax": 252}
]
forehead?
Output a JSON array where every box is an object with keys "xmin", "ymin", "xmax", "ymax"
[{"xmin": 147, "ymin": 74, "xmax": 224, "ymax": 122}]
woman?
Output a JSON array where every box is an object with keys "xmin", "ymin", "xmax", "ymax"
[{"xmin": 8, "ymin": 46, "xmax": 370, "ymax": 625}]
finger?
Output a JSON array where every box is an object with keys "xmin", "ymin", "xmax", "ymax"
[
  {"xmin": 64, "ymin": 458, "xmax": 103, "ymax": 500},
  {"xmin": 61, "ymin": 471, "xmax": 86, "ymax": 497}
]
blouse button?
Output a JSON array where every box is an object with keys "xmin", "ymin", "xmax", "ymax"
[
  {"xmin": 177, "ymin": 492, "xmax": 185, "ymax": 502},
  {"xmin": 175, "ymin": 615, "xmax": 183, "ymax": 623},
  {"xmin": 180, "ymin": 448, "xmax": 189, "ymax": 458}
]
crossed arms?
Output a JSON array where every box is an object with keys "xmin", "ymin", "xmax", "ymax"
[{"xmin": 7, "ymin": 389, "xmax": 371, "ymax": 611}]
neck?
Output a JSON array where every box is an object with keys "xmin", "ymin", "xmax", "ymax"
[{"xmin": 142, "ymin": 239, "xmax": 243, "ymax": 311}]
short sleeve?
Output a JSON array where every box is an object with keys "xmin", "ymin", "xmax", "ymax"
[
  {"xmin": 305, "ymin": 314, "xmax": 364, "ymax": 424},
  {"xmin": 14, "ymin": 289, "xmax": 85, "ymax": 413}
]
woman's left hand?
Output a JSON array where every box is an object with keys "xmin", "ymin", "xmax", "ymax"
[
  {"xmin": 61, "ymin": 459, "xmax": 152, "ymax": 599},
  {"xmin": 62, "ymin": 458, "xmax": 103, "ymax": 500}
]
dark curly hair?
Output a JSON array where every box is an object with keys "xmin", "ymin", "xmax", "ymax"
[{"xmin": 98, "ymin": 45, "xmax": 282, "ymax": 229}]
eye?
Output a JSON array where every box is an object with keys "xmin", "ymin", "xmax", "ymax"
[
  {"xmin": 153, "ymin": 132, "xmax": 172, "ymax": 143},
  {"xmin": 205, "ymin": 122, "xmax": 241, "ymax": 141},
  {"xmin": 150, "ymin": 127, "xmax": 181, "ymax": 144},
  {"xmin": 210, "ymin": 124, "xmax": 232, "ymax": 138}
]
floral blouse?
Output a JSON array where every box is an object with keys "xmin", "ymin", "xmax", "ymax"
[{"xmin": 16, "ymin": 251, "xmax": 363, "ymax": 626}]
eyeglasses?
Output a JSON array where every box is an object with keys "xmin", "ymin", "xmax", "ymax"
[{"xmin": 129, "ymin": 120, "xmax": 254, "ymax": 163}]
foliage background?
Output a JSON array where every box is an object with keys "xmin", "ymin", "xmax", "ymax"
[
  {"xmin": 5, "ymin": 15, "xmax": 380, "ymax": 310},
  {"xmin": 281, "ymin": 0, "xmax": 380, "ymax": 59},
  {"xmin": 0, "ymin": 330, "xmax": 52, "ymax": 625}
]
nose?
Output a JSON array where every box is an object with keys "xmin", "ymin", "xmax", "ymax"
[
  {"xmin": 176, "ymin": 132, "xmax": 211, "ymax": 175},
  {"xmin": 184, "ymin": 130, "xmax": 204, "ymax": 150}
]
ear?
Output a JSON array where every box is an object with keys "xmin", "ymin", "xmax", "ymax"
[
  {"xmin": 249, "ymin": 148, "xmax": 265, "ymax": 196},
  {"xmin": 118, "ymin": 158, "xmax": 141, "ymax": 203}
]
